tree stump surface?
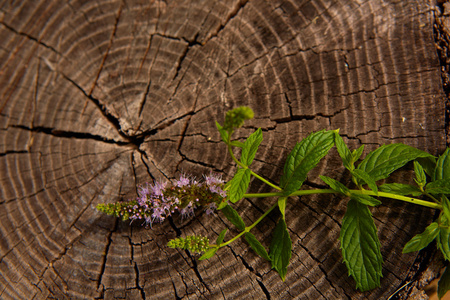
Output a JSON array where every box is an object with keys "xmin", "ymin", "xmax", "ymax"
[{"xmin": 0, "ymin": 0, "xmax": 447, "ymax": 299}]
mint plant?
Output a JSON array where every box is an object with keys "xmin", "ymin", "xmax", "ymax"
[{"xmin": 97, "ymin": 106, "xmax": 450, "ymax": 297}]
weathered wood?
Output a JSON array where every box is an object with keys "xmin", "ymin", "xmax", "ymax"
[{"xmin": 0, "ymin": 0, "xmax": 446, "ymax": 299}]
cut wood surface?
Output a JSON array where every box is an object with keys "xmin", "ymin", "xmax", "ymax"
[{"xmin": 0, "ymin": 0, "xmax": 446, "ymax": 299}]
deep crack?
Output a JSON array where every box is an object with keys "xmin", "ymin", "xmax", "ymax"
[
  {"xmin": 97, "ymin": 219, "xmax": 119, "ymax": 290},
  {"xmin": 11, "ymin": 124, "xmax": 131, "ymax": 146}
]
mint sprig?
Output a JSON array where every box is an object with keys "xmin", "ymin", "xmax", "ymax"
[{"xmin": 98, "ymin": 106, "xmax": 450, "ymax": 297}]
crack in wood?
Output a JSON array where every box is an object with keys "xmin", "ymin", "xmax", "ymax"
[
  {"xmin": 185, "ymin": 250, "xmax": 211, "ymax": 293},
  {"xmin": 10, "ymin": 124, "xmax": 132, "ymax": 146},
  {"xmin": 60, "ymin": 71, "xmax": 167, "ymax": 153},
  {"xmin": 256, "ymin": 279, "xmax": 271, "ymax": 299},
  {"xmin": 201, "ymin": 0, "xmax": 250, "ymax": 45},
  {"xmin": 130, "ymin": 152, "xmax": 140, "ymax": 196},
  {"xmin": 133, "ymin": 260, "xmax": 146, "ymax": 299},
  {"xmin": 170, "ymin": 280, "xmax": 182, "ymax": 300},
  {"xmin": 138, "ymin": 79, "xmax": 151, "ymax": 118},
  {"xmin": 228, "ymin": 246, "xmax": 264, "ymax": 279},
  {"xmin": 138, "ymin": 152, "xmax": 156, "ymax": 183},
  {"xmin": 0, "ymin": 20, "xmax": 62, "ymax": 56},
  {"xmin": 172, "ymin": 33, "xmax": 201, "ymax": 82},
  {"xmin": 317, "ymin": 264, "xmax": 350, "ymax": 299},
  {"xmin": 85, "ymin": 0, "xmax": 124, "ymax": 109},
  {"xmin": 97, "ymin": 218, "xmax": 119, "ymax": 290},
  {"xmin": 0, "ymin": 150, "xmax": 29, "ymax": 157},
  {"xmin": 177, "ymin": 149, "xmax": 223, "ymax": 173},
  {"xmin": 137, "ymin": 32, "xmax": 162, "ymax": 118},
  {"xmin": 128, "ymin": 234, "xmax": 146, "ymax": 300}
]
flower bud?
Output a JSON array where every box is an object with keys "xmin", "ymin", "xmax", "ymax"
[{"xmin": 167, "ymin": 236, "xmax": 210, "ymax": 253}]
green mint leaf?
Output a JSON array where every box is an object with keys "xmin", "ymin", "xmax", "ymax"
[
  {"xmin": 269, "ymin": 218, "xmax": 292, "ymax": 281},
  {"xmin": 340, "ymin": 199, "xmax": 383, "ymax": 291},
  {"xmin": 216, "ymin": 121, "xmax": 229, "ymax": 143},
  {"xmin": 221, "ymin": 205, "xmax": 246, "ymax": 231},
  {"xmin": 334, "ymin": 131, "xmax": 352, "ymax": 171},
  {"xmin": 416, "ymin": 156, "xmax": 437, "ymax": 177},
  {"xmin": 245, "ymin": 232, "xmax": 271, "ymax": 261},
  {"xmin": 442, "ymin": 196, "xmax": 450, "ymax": 224},
  {"xmin": 351, "ymin": 169, "xmax": 378, "ymax": 195},
  {"xmin": 413, "ymin": 161, "xmax": 426, "ymax": 188},
  {"xmin": 230, "ymin": 141, "xmax": 245, "ymax": 148},
  {"xmin": 241, "ymin": 128, "xmax": 263, "ymax": 166},
  {"xmin": 437, "ymin": 226, "xmax": 450, "ymax": 261},
  {"xmin": 425, "ymin": 179, "xmax": 450, "ymax": 195},
  {"xmin": 352, "ymin": 145, "xmax": 365, "ymax": 163},
  {"xmin": 350, "ymin": 194, "xmax": 382, "ymax": 207},
  {"xmin": 379, "ymin": 183, "xmax": 423, "ymax": 196},
  {"xmin": 216, "ymin": 229, "xmax": 227, "ymax": 245},
  {"xmin": 199, "ymin": 248, "xmax": 217, "ymax": 260},
  {"xmin": 320, "ymin": 175, "xmax": 351, "ymax": 196},
  {"xmin": 278, "ymin": 197, "xmax": 287, "ymax": 220},
  {"xmin": 223, "ymin": 106, "xmax": 254, "ymax": 132},
  {"xmin": 434, "ymin": 148, "xmax": 450, "ymax": 181},
  {"xmin": 357, "ymin": 144, "xmax": 434, "ymax": 182},
  {"xmin": 438, "ymin": 265, "xmax": 450, "ymax": 299},
  {"xmin": 229, "ymin": 168, "xmax": 251, "ymax": 203},
  {"xmin": 280, "ymin": 130, "xmax": 335, "ymax": 196},
  {"xmin": 402, "ymin": 222, "xmax": 439, "ymax": 253},
  {"xmin": 217, "ymin": 200, "xmax": 228, "ymax": 210}
]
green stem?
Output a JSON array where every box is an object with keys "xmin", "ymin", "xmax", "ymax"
[
  {"xmin": 218, "ymin": 201, "xmax": 279, "ymax": 248},
  {"xmin": 227, "ymin": 143, "xmax": 282, "ymax": 191},
  {"xmin": 227, "ymin": 142, "xmax": 242, "ymax": 167},
  {"xmin": 423, "ymin": 192, "xmax": 441, "ymax": 204},
  {"xmin": 353, "ymin": 190, "xmax": 442, "ymax": 209},
  {"xmin": 244, "ymin": 189, "xmax": 442, "ymax": 210},
  {"xmin": 250, "ymin": 170, "xmax": 282, "ymax": 191}
]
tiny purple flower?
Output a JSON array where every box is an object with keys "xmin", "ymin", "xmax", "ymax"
[
  {"xmin": 175, "ymin": 174, "xmax": 191, "ymax": 187},
  {"xmin": 204, "ymin": 173, "xmax": 224, "ymax": 186},
  {"xmin": 145, "ymin": 216, "xmax": 153, "ymax": 227},
  {"xmin": 152, "ymin": 181, "xmax": 167, "ymax": 197},
  {"xmin": 180, "ymin": 203, "xmax": 195, "ymax": 219},
  {"xmin": 152, "ymin": 207, "xmax": 166, "ymax": 222},
  {"xmin": 138, "ymin": 183, "xmax": 152, "ymax": 198},
  {"xmin": 208, "ymin": 185, "xmax": 220, "ymax": 194}
]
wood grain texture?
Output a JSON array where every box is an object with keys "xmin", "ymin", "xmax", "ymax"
[{"xmin": 0, "ymin": 0, "xmax": 446, "ymax": 299}]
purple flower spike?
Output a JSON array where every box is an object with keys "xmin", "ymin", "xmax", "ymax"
[{"xmin": 99, "ymin": 171, "xmax": 227, "ymax": 228}]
